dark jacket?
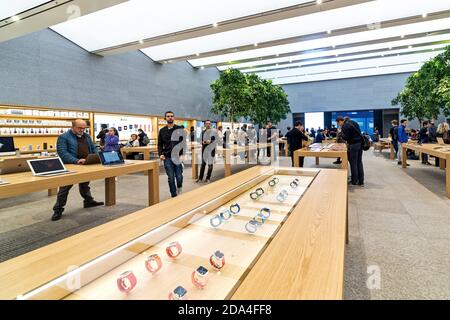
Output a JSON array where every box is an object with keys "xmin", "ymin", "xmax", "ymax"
[
  {"xmin": 96, "ymin": 129, "xmax": 108, "ymax": 146},
  {"xmin": 428, "ymin": 125, "xmax": 437, "ymax": 143},
  {"xmin": 201, "ymin": 128, "xmax": 217, "ymax": 158},
  {"xmin": 289, "ymin": 127, "xmax": 308, "ymax": 152},
  {"xmin": 389, "ymin": 125, "xmax": 398, "ymax": 142},
  {"xmin": 158, "ymin": 124, "xmax": 186, "ymax": 158},
  {"xmin": 341, "ymin": 120, "xmax": 362, "ymax": 145},
  {"xmin": 57, "ymin": 130, "xmax": 97, "ymax": 164},
  {"xmin": 418, "ymin": 127, "xmax": 429, "ymax": 143},
  {"xmin": 315, "ymin": 132, "xmax": 325, "ymax": 143}
]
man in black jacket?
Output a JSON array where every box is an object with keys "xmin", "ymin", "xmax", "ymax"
[
  {"xmin": 196, "ymin": 120, "xmax": 217, "ymax": 183},
  {"xmin": 289, "ymin": 121, "xmax": 309, "ymax": 167},
  {"xmin": 158, "ymin": 111, "xmax": 186, "ymax": 197},
  {"xmin": 337, "ymin": 116, "xmax": 364, "ymax": 186}
]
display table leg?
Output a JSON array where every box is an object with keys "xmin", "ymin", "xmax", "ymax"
[
  {"xmin": 105, "ymin": 177, "xmax": 116, "ymax": 206},
  {"xmin": 143, "ymin": 152, "xmax": 150, "ymax": 175},
  {"xmin": 191, "ymin": 147, "xmax": 198, "ymax": 180},
  {"xmin": 315, "ymin": 157, "xmax": 320, "ymax": 166},
  {"xmin": 48, "ymin": 188, "xmax": 58, "ymax": 197},
  {"xmin": 285, "ymin": 144, "xmax": 289, "ymax": 157},
  {"xmin": 293, "ymin": 151, "xmax": 299, "ymax": 167},
  {"xmin": 148, "ymin": 168, "xmax": 159, "ymax": 206},
  {"xmin": 390, "ymin": 145, "xmax": 395, "ymax": 160},
  {"xmin": 402, "ymin": 146, "xmax": 407, "ymax": 168},
  {"xmin": 341, "ymin": 152, "xmax": 348, "ymax": 169},
  {"xmin": 439, "ymin": 158, "xmax": 445, "ymax": 170}
]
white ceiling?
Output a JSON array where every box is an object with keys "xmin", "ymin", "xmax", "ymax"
[{"xmin": 3, "ymin": 0, "xmax": 450, "ymax": 85}]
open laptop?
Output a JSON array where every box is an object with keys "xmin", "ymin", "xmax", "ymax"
[
  {"xmin": 98, "ymin": 150, "xmax": 129, "ymax": 166},
  {"xmin": 437, "ymin": 137, "xmax": 445, "ymax": 145},
  {"xmin": 83, "ymin": 153, "xmax": 101, "ymax": 165},
  {"xmin": 0, "ymin": 156, "xmax": 37, "ymax": 174},
  {"xmin": 27, "ymin": 157, "xmax": 74, "ymax": 177},
  {"xmin": 0, "ymin": 137, "xmax": 16, "ymax": 157}
]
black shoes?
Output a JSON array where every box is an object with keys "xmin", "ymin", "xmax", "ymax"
[
  {"xmin": 51, "ymin": 209, "xmax": 64, "ymax": 221},
  {"xmin": 333, "ymin": 160, "xmax": 342, "ymax": 164},
  {"xmin": 83, "ymin": 200, "xmax": 104, "ymax": 208}
]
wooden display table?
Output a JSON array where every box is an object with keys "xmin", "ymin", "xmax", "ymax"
[
  {"xmin": 293, "ymin": 143, "xmax": 348, "ymax": 169},
  {"xmin": 376, "ymin": 138, "xmax": 396, "ymax": 160},
  {"xmin": 0, "ymin": 160, "xmax": 160, "ymax": 206},
  {"xmin": 121, "ymin": 146, "xmax": 158, "ymax": 161},
  {"xmin": 0, "ymin": 166, "xmax": 347, "ymax": 300},
  {"xmin": 191, "ymin": 143, "xmax": 274, "ymax": 179},
  {"xmin": 402, "ymin": 143, "xmax": 450, "ymax": 198}
]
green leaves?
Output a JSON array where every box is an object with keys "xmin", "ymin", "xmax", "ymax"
[
  {"xmin": 210, "ymin": 69, "xmax": 291, "ymax": 125},
  {"xmin": 392, "ymin": 45, "xmax": 450, "ymax": 121}
]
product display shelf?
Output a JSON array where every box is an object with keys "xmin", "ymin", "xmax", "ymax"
[{"xmin": 64, "ymin": 173, "xmax": 313, "ymax": 300}]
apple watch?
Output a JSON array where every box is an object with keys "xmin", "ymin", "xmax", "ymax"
[
  {"xmin": 255, "ymin": 187, "xmax": 264, "ymax": 196},
  {"xmin": 220, "ymin": 209, "xmax": 232, "ymax": 220},
  {"xmin": 276, "ymin": 189, "xmax": 289, "ymax": 202},
  {"xmin": 145, "ymin": 254, "xmax": 162, "ymax": 274},
  {"xmin": 166, "ymin": 241, "xmax": 182, "ymax": 258},
  {"xmin": 230, "ymin": 203, "xmax": 240, "ymax": 214},
  {"xmin": 210, "ymin": 214, "xmax": 223, "ymax": 228},
  {"xmin": 258, "ymin": 207, "xmax": 271, "ymax": 219},
  {"xmin": 252, "ymin": 214, "xmax": 265, "ymax": 226},
  {"xmin": 245, "ymin": 219, "xmax": 258, "ymax": 233},
  {"xmin": 269, "ymin": 177, "xmax": 280, "ymax": 187},
  {"xmin": 209, "ymin": 250, "xmax": 225, "ymax": 270},
  {"xmin": 191, "ymin": 266, "xmax": 209, "ymax": 289},
  {"xmin": 290, "ymin": 178, "xmax": 299, "ymax": 188},
  {"xmin": 250, "ymin": 191, "xmax": 259, "ymax": 200},
  {"xmin": 169, "ymin": 286, "xmax": 188, "ymax": 300},
  {"xmin": 117, "ymin": 271, "xmax": 137, "ymax": 293}
]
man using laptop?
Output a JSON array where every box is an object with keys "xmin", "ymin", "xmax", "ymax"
[{"xmin": 52, "ymin": 119, "xmax": 104, "ymax": 221}]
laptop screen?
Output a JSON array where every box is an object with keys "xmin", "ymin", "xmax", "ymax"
[
  {"xmin": 29, "ymin": 158, "xmax": 65, "ymax": 174},
  {"xmin": 99, "ymin": 151, "xmax": 124, "ymax": 165},
  {"xmin": 0, "ymin": 137, "xmax": 15, "ymax": 154}
]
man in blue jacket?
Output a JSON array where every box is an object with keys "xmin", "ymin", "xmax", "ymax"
[
  {"xmin": 397, "ymin": 119, "xmax": 409, "ymax": 166},
  {"xmin": 52, "ymin": 119, "xmax": 104, "ymax": 221}
]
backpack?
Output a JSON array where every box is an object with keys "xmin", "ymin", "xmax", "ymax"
[
  {"xmin": 142, "ymin": 134, "xmax": 150, "ymax": 145},
  {"xmin": 361, "ymin": 133, "xmax": 371, "ymax": 151},
  {"xmin": 392, "ymin": 126, "xmax": 398, "ymax": 141}
]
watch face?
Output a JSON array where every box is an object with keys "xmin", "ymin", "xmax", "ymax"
[
  {"xmin": 174, "ymin": 286, "xmax": 187, "ymax": 296},
  {"xmin": 197, "ymin": 266, "xmax": 209, "ymax": 275}
]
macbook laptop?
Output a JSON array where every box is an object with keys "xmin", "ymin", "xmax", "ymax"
[
  {"xmin": 98, "ymin": 151, "xmax": 129, "ymax": 166},
  {"xmin": 0, "ymin": 156, "xmax": 37, "ymax": 174},
  {"xmin": 27, "ymin": 157, "xmax": 74, "ymax": 177},
  {"xmin": 83, "ymin": 153, "xmax": 101, "ymax": 165},
  {"xmin": 437, "ymin": 137, "xmax": 445, "ymax": 145}
]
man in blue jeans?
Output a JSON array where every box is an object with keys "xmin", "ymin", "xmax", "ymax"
[
  {"xmin": 397, "ymin": 119, "xmax": 410, "ymax": 166},
  {"xmin": 158, "ymin": 111, "xmax": 186, "ymax": 197}
]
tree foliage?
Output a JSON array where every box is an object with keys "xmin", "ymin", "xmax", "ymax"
[
  {"xmin": 392, "ymin": 45, "xmax": 450, "ymax": 122},
  {"xmin": 210, "ymin": 69, "xmax": 291, "ymax": 125}
]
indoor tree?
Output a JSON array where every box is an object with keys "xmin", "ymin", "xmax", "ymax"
[{"xmin": 210, "ymin": 69, "xmax": 290, "ymax": 125}]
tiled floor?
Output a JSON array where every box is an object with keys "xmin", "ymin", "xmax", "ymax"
[{"xmin": 0, "ymin": 149, "xmax": 449, "ymax": 299}]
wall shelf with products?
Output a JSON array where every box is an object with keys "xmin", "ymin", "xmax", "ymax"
[{"xmin": 0, "ymin": 105, "xmax": 93, "ymax": 153}]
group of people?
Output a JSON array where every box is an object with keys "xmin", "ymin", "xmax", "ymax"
[
  {"xmin": 389, "ymin": 119, "xmax": 450, "ymax": 165},
  {"xmin": 285, "ymin": 117, "xmax": 365, "ymax": 186}
]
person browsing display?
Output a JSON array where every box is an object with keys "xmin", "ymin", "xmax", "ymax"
[
  {"xmin": 51, "ymin": 119, "xmax": 104, "ymax": 221},
  {"xmin": 104, "ymin": 127, "xmax": 120, "ymax": 152},
  {"xmin": 196, "ymin": 120, "xmax": 217, "ymax": 183}
]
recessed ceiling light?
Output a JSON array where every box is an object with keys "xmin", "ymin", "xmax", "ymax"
[
  {"xmin": 212, "ymin": 22, "xmax": 218, "ymax": 28},
  {"xmin": 317, "ymin": 0, "xmax": 323, "ymax": 5},
  {"xmin": 422, "ymin": 13, "xmax": 428, "ymax": 18},
  {"xmin": 196, "ymin": 53, "xmax": 200, "ymax": 56},
  {"xmin": 200, "ymin": 66, "xmax": 205, "ymax": 70},
  {"xmin": 408, "ymin": 45, "xmax": 412, "ymax": 49},
  {"xmin": 138, "ymin": 39, "xmax": 144, "ymax": 44},
  {"xmin": 335, "ymin": 54, "xmax": 339, "ymax": 57},
  {"xmin": 327, "ymin": 30, "xmax": 332, "ymax": 34},
  {"xmin": 11, "ymin": 16, "xmax": 20, "ymax": 22},
  {"xmin": 276, "ymin": 64, "xmax": 279, "ymax": 66},
  {"xmin": 389, "ymin": 47, "xmax": 392, "ymax": 50},
  {"xmin": 276, "ymin": 53, "xmax": 279, "ymax": 57},
  {"xmin": 400, "ymin": 35, "xmax": 405, "ymax": 38},
  {"xmin": 332, "ymin": 44, "xmax": 336, "ymax": 48},
  {"xmin": 254, "ymin": 43, "xmax": 258, "ymax": 47}
]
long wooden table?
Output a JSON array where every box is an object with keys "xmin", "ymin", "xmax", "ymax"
[
  {"xmin": 402, "ymin": 143, "xmax": 450, "ymax": 198},
  {"xmin": 377, "ymin": 138, "xmax": 396, "ymax": 160},
  {"xmin": 293, "ymin": 143, "xmax": 348, "ymax": 169},
  {"xmin": 191, "ymin": 143, "xmax": 274, "ymax": 179},
  {"xmin": 0, "ymin": 160, "xmax": 160, "ymax": 206},
  {"xmin": 0, "ymin": 166, "xmax": 347, "ymax": 300}
]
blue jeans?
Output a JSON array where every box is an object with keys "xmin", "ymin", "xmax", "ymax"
[{"xmin": 163, "ymin": 158, "xmax": 183, "ymax": 197}]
